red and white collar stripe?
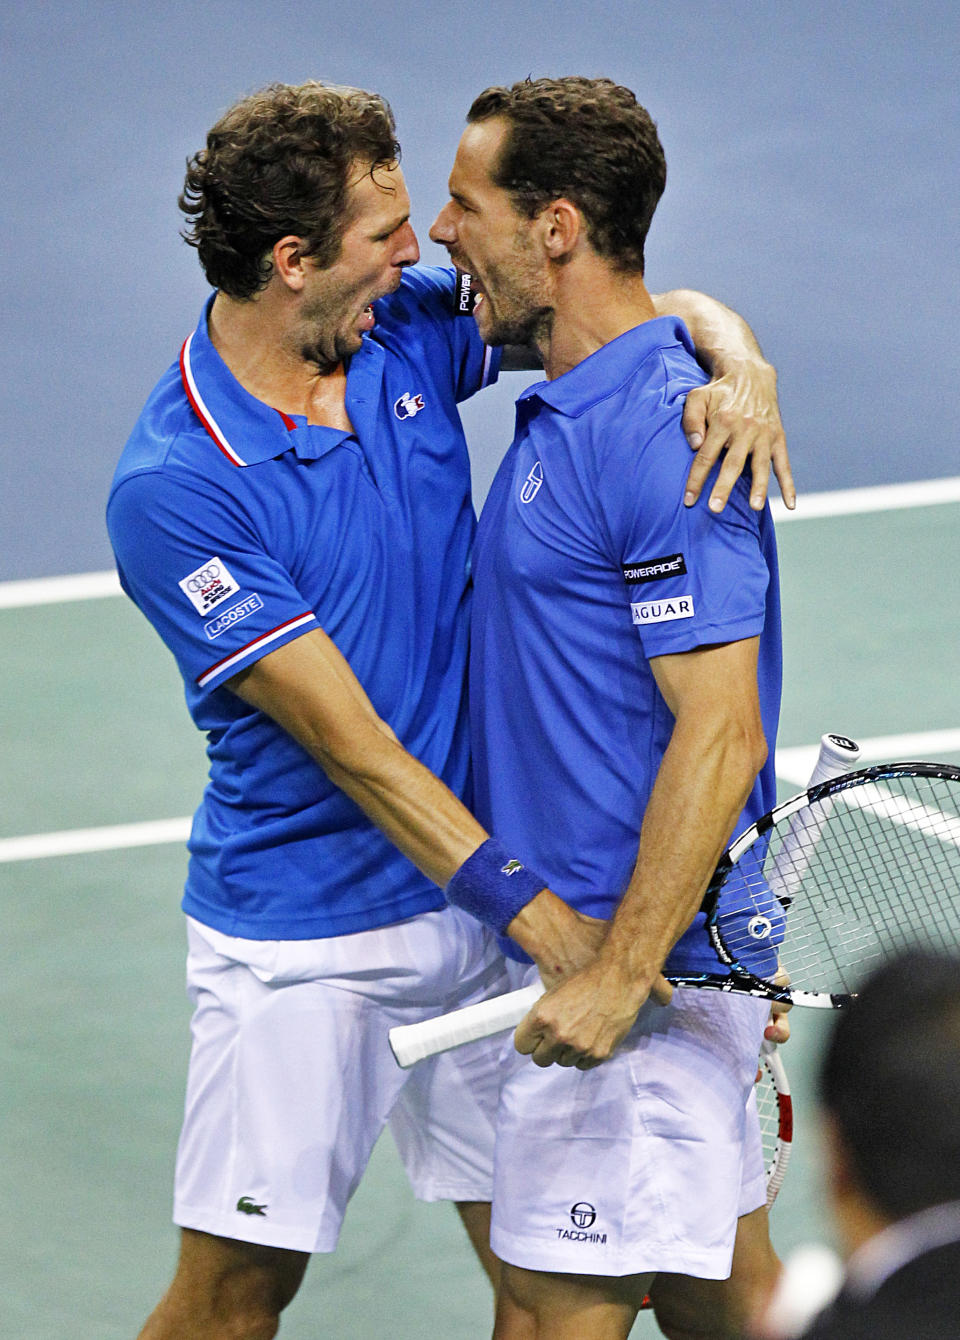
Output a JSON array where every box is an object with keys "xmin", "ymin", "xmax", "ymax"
[{"xmin": 180, "ymin": 331, "xmax": 248, "ymax": 467}]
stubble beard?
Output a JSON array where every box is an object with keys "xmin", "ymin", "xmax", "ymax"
[
  {"xmin": 299, "ymin": 331, "xmax": 359, "ymax": 376},
  {"xmin": 482, "ymin": 301, "xmax": 552, "ymax": 350},
  {"xmin": 480, "ymin": 236, "xmax": 552, "ymax": 351},
  {"xmin": 298, "ymin": 284, "xmax": 364, "ymax": 375}
]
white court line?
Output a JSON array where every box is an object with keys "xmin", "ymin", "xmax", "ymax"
[
  {"xmin": 770, "ymin": 475, "xmax": 960, "ymax": 523},
  {"xmin": 843, "ymin": 783, "xmax": 960, "ymax": 849},
  {"xmin": 0, "ymin": 570, "xmax": 121, "ymax": 608},
  {"xmin": 4, "ymin": 728, "xmax": 958, "ymax": 864},
  {"xmin": 1, "ymin": 478, "xmax": 960, "ymax": 610},
  {"xmin": 0, "ymin": 817, "xmax": 191, "ymax": 863}
]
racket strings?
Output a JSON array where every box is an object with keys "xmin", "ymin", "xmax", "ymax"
[
  {"xmin": 756, "ymin": 1065, "xmax": 781, "ymax": 1167},
  {"xmin": 717, "ymin": 772, "xmax": 960, "ymax": 994},
  {"xmin": 756, "ymin": 1050, "xmax": 791, "ymax": 1206}
]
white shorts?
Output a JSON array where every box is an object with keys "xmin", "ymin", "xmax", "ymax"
[
  {"xmin": 173, "ymin": 907, "xmax": 509, "ymax": 1253},
  {"xmin": 490, "ymin": 965, "xmax": 768, "ymax": 1279}
]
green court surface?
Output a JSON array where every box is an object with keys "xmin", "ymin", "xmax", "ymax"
[{"xmin": 3, "ymin": 500, "xmax": 958, "ymax": 1338}]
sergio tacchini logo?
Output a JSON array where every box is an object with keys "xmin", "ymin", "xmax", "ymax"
[{"xmin": 520, "ymin": 460, "xmax": 543, "ymax": 503}]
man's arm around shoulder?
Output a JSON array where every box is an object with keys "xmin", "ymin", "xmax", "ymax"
[{"xmin": 651, "ymin": 289, "xmax": 795, "ymax": 514}]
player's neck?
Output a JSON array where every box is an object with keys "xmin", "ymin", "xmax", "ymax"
[
  {"xmin": 208, "ymin": 290, "xmax": 353, "ymax": 431},
  {"xmin": 538, "ymin": 261, "xmax": 657, "ymax": 381}
]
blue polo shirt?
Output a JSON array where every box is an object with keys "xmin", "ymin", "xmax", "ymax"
[
  {"xmin": 107, "ymin": 265, "xmax": 499, "ymax": 939},
  {"xmin": 470, "ymin": 317, "xmax": 782, "ymax": 974}
]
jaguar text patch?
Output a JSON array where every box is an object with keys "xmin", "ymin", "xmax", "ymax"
[{"xmin": 631, "ymin": 596, "xmax": 695, "ymax": 625}]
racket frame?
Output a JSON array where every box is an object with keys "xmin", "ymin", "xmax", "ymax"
[
  {"xmin": 669, "ymin": 759, "xmax": 960, "ymax": 1010},
  {"xmin": 758, "ymin": 1040, "xmax": 793, "ymax": 1207}
]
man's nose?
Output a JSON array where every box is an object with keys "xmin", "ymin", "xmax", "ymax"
[
  {"xmin": 429, "ymin": 203, "xmax": 457, "ymax": 246},
  {"xmin": 394, "ymin": 221, "xmax": 420, "ymax": 266}
]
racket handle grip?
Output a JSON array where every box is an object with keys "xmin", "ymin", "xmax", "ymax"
[
  {"xmin": 768, "ymin": 732, "xmax": 861, "ymax": 902},
  {"xmin": 808, "ymin": 733, "xmax": 861, "ymax": 786},
  {"xmin": 389, "ymin": 982, "xmax": 544, "ymax": 1068}
]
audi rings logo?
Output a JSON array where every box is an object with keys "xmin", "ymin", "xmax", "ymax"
[
  {"xmin": 184, "ymin": 563, "xmax": 222, "ymax": 593},
  {"xmin": 178, "ymin": 556, "xmax": 240, "ymax": 616},
  {"xmin": 570, "ymin": 1202, "xmax": 596, "ymax": 1229}
]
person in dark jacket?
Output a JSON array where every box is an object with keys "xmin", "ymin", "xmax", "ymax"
[{"xmin": 798, "ymin": 948, "xmax": 960, "ymax": 1340}]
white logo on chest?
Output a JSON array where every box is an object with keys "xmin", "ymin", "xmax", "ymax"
[
  {"xmin": 394, "ymin": 391, "xmax": 425, "ymax": 420},
  {"xmin": 520, "ymin": 460, "xmax": 543, "ymax": 503}
]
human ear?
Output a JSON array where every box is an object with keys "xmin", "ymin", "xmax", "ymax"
[
  {"xmin": 271, "ymin": 235, "xmax": 309, "ymax": 290},
  {"xmin": 541, "ymin": 199, "xmax": 581, "ymax": 260}
]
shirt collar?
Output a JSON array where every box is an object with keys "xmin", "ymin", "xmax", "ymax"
[
  {"xmin": 517, "ymin": 316, "xmax": 695, "ymax": 418},
  {"xmin": 179, "ymin": 295, "xmax": 380, "ymax": 466}
]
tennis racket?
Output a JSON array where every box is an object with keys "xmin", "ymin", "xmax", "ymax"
[
  {"xmin": 757, "ymin": 1039, "xmax": 793, "ymax": 1208},
  {"xmin": 390, "ymin": 732, "xmax": 871, "ymax": 1067}
]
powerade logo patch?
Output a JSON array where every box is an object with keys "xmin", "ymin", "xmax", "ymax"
[
  {"xmin": 621, "ymin": 553, "xmax": 687, "ymax": 584},
  {"xmin": 455, "ymin": 269, "xmax": 478, "ymax": 314},
  {"xmin": 204, "ymin": 593, "xmax": 263, "ymax": 640}
]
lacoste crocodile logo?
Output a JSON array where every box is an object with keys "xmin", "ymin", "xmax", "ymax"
[{"xmin": 236, "ymin": 1196, "xmax": 268, "ymax": 1216}]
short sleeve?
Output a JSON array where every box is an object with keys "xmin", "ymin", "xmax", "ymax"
[
  {"xmin": 601, "ymin": 412, "xmax": 769, "ymax": 658},
  {"xmin": 107, "ymin": 467, "xmax": 319, "ymax": 695}
]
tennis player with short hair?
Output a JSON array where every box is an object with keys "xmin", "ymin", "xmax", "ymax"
[
  {"xmin": 430, "ymin": 77, "xmax": 784, "ymax": 1338},
  {"xmin": 109, "ymin": 80, "xmax": 791, "ymax": 1338}
]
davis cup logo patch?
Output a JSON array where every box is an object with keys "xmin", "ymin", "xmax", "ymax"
[
  {"xmin": 178, "ymin": 557, "xmax": 241, "ymax": 616},
  {"xmin": 631, "ymin": 595, "xmax": 695, "ymax": 625}
]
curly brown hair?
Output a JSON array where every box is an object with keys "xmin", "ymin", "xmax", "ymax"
[
  {"xmin": 467, "ymin": 77, "xmax": 666, "ymax": 274},
  {"xmin": 179, "ymin": 82, "xmax": 401, "ymax": 299}
]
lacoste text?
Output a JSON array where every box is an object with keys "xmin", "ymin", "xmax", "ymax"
[{"xmin": 205, "ymin": 593, "xmax": 263, "ymax": 640}]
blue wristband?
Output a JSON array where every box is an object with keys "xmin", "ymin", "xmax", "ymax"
[{"xmin": 445, "ymin": 839, "xmax": 547, "ymax": 935}]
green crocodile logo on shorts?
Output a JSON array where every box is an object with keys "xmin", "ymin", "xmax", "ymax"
[{"xmin": 236, "ymin": 1196, "xmax": 268, "ymax": 1216}]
